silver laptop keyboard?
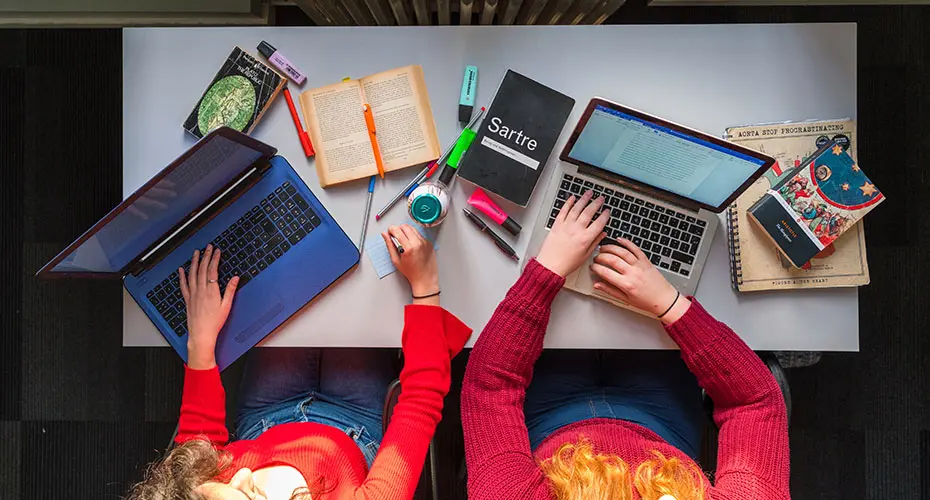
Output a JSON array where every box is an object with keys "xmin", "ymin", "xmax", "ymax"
[{"xmin": 547, "ymin": 173, "xmax": 706, "ymax": 277}]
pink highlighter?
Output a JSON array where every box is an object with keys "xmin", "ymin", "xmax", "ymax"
[
  {"xmin": 257, "ymin": 41, "xmax": 307, "ymax": 86},
  {"xmin": 467, "ymin": 189, "xmax": 522, "ymax": 236}
]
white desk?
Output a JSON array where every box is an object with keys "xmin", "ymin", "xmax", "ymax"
[{"xmin": 123, "ymin": 24, "xmax": 859, "ymax": 351}]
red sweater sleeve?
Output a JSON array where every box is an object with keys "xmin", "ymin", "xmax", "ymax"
[
  {"xmin": 461, "ymin": 260, "xmax": 564, "ymax": 500},
  {"xmin": 176, "ymin": 365, "xmax": 229, "ymax": 446},
  {"xmin": 665, "ymin": 300, "xmax": 790, "ymax": 499},
  {"xmin": 355, "ymin": 304, "xmax": 472, "ymax": 500}
]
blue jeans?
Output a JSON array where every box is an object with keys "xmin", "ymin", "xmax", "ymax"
[
  {"xmin": 524, "ymin": 350, "xmax": 704, "ymax": 460},
  {"xmin": 235, "ymin": 348, "xmax": 398, "ymax": 467}
]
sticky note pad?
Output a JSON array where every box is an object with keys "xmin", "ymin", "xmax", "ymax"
[{"xmin": 365, "ymin": 221, "xmax": 439, "ymax": 279}]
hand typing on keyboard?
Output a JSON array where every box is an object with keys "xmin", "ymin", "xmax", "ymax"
[
  {"xmin": 590, "ymin": 239, "xmax": 691, "ymax": 324},
  {"xmin": 536, "ymin": 190, "xmax": 609, "ymax": 278},
  {"xmin": 178, "ymin": 244, "xmax": 240, "ymax": 369}
]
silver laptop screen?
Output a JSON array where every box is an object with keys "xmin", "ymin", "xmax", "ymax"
[{"xmin": 567, "ymin": 105, "xmax": 766, "ymax": 207}]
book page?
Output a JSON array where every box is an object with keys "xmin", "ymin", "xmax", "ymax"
[
  {"xmin": 300, "ymin": 80, "xmax": 376, "ymax": 186},
  {"xmin": 360, "ymin": 65, "xmax": 441, "ymax": 172}
]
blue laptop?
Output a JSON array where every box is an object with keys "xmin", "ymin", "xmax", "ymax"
[{"xmin": 37, "ymin": 128, "xmax": 359, "ymax": 369}]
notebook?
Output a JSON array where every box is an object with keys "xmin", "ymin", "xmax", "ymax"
[
  {"xmin": 724, "ymin": 119, "xmax": 871, "ymax": 291},
  {"xmin": 457, "ymin": 70, "xmax": 575, "ymax": 207}
]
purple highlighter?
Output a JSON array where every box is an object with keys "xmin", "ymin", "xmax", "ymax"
[{"xmin": 257, "ymin": 41, "xmax": 307, "ymax": 86}]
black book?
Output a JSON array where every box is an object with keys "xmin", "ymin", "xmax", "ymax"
[
  {"xmin": 457, "ymin": 70, "xmax": 574, "ymax": 206},
  {"xmin": 183, "ymin": 47, "xmax": 286, "ymax": 139}
]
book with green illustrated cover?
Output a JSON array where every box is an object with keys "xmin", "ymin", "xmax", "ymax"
[{"xmin": 184, "ymin": 47, "xmax": 285, "ymax": 139}]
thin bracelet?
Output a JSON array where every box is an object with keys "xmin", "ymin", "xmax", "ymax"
[
  {"xmin": 656, "ymin": 291, "xmax": 680, "ymax": 319},
  {"xmin": 412, "ymin": 290, "xmax": 441, "ymax": 299}
]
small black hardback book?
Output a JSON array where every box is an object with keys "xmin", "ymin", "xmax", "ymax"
[
  {"xmin": 457, "ymin": 70, "xmax": 574, "ymax": 206},
  {"xmin": 183, "ymin": 47, "xmax": 285, "ymax": 139}
]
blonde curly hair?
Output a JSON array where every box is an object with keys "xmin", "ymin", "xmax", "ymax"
[{"xmin": 539, "ymin": 437, "xmax": 706, "ymax": 500}]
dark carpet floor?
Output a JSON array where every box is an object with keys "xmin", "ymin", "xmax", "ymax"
[{"xmin": 1, "ymin": 6, "xmax": 928, "ymax": 499}]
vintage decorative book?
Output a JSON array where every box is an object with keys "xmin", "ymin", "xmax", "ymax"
[
  {"xmin": 457, "ymin": 70, "xmax": 575, "ymax": 207},
  {"xmin": 298, "ymin": 65, "xmax": 441, "ymax": 188},
  {"xmin": 748, "ymin": 140, "xmax": 883, "ymax": 269},
  {"xmin": 184, "ymin": 47, "xmax": 286, "ymax": 139},
  {"xmin": 724, "ymin": 119, "xmax": 872, "ymax": 291}
]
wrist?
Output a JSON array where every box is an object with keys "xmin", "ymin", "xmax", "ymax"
[
  {"xmin": 410, "ymin": 278, "xmax": 440, "ymax": 297},
  {"xmin": 659, "ymin": 296, "xmax": 691, "ymax": 325},
  {"xmin": 535, "ymin": 255, "xmax": 568, "ymax": 278},
  {"xmin": 187, "ymin": 340, "xmax": 217, "ymax": 370}
]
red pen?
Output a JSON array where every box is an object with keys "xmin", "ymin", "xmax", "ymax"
[{"xmin": 282, "ymin": 87, "xmax": 315, "ymax": 157}]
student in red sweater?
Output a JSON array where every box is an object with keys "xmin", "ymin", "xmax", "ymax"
[
  {"xmin": 128, "ymin": 224, "xmax": 471, "ymax": 500},
  {"xmin": 461, "ymin": 190, "xmax": 790, "ymax": 500}
]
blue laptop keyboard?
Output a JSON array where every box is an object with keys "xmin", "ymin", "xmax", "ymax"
[{"xmin": 145, "ymin": 181, "xmax": 321, "ymax": 337}]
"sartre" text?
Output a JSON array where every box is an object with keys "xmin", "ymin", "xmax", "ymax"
[{"xmin": 487, "ymin": 117, "xmax": 537, "ymax": 151}]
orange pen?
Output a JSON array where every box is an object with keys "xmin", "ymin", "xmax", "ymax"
[{"xmin": 362, "ymin": 104, "xmax": 385, "ymax": 178}]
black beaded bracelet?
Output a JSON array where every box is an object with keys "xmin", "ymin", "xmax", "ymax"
[
  {"xmin": 656, "ymin": 291, "xmax": 680, "ymax": 319},
  {"xmin": 412, "ymin": 290, "xmax": 441, "ymax": 299}
]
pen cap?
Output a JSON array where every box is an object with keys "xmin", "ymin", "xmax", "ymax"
[{"xmin": 257, "ymin": 41, "xmax": 277, "ymax": 59}]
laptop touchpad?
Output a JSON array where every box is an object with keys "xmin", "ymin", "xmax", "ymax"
[{"xmin": 234, "ymin": 301, "xmax": 285, "ymax": 343}]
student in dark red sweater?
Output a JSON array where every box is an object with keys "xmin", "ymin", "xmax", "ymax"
[
  {"xmin": 128, "ymin": 224, "xmax": 471, "ymax": 500},
  {"xmin": 461, "ymin": 191, "xmax": 790, "ymax": 500}
]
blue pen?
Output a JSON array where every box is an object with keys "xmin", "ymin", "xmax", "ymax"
[{"xmin": 358, "ymin": 176, "xmax": 376, "ymax": 254}]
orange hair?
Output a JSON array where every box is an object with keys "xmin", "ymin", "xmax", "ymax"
[{"xmin": 539, "ymin": 437, "xmax": 706, "ymax": 500}]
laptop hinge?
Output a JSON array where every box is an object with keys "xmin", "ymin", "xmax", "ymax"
[{"xmin": 127, "ymin": 163, "xmax": 266, "ymax": 277}]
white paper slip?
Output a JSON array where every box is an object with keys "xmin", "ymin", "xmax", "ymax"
[{"xmin": 365, "ymin": 221, "xmax": 439, "ymax": 279}]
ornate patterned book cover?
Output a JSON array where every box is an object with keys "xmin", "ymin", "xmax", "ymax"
[{"xmin": 748, "ymin": 141, "xmax": 883, "ymax": 268}]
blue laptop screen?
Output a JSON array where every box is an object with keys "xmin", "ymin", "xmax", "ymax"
[
  {"xmin": 51, "ymin": 135, "xmax": 263, "ymax": 273},
  {"xmin": 568, "ymin": 105, "xmax": 766, "ymax": 207}
]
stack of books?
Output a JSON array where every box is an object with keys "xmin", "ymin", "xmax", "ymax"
[{"xmin": 724, "ymin": 119, "xmax": 882, "ymax": 292}]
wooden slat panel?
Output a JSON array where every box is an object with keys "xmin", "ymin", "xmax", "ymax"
[
  {"xmin": 498, "ymin": 0, "xmax": 522, "ymax": 24},
  {"xmin": 559, "ymin": 0, "xmax": 597, "ymax": 24},
  {"xmin": 412, "ymin": 0, "xmax": 431, "ymax": 24},
  {"xmin": 293, "ymin": 0, "xmax": 335, "ymax": 24},
  {"xmin": 341, "ymin": 0, "xmax": 377, "ymax": 24},
  {"xmin": 459, "ymin": 0, "xmax": 474, "ymax": 24},
  {"xmin": 581, "ymin": 0, "xmax": 623, "ymax": 24},
  {"xmin": 387, "ymin": 0, "xmax": 412, "ymax": 24},
  {"xmin": 363, "ymin": 0, "xmax": 395, "ymax": 24},
  {"xmin": 515, "ymin": 0, "xmax": 548, "ymax": 24},
  {"xmin": 437, "ymin": 0, "xmax": 451, "ymax": 23},
  {"xmin": 536, "ymin": 0, "xmax": 572, "ymax": 23},
  {"xmin": 329, "ymin": 0, "xmax": 354, "ymax": 24},
  {"xmin": 480, "ymin": 0, "xmax": 498, "ymax": 23}
]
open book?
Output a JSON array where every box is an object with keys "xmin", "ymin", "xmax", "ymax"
[{"xmin": 299, "ymin": 65, "xmax": 441, "ymax": 187}]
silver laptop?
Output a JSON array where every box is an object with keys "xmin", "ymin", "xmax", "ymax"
[{"xmin": 528, "ymin": 98, "xmax": 774, "ymax": 311}]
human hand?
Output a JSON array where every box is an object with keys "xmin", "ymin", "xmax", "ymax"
[
  {"xmin": 535, "ymin": 190, "xmax": 609, "ymax": 277},
  {"xmin": 383, "ymin": 225, "xmax": 439, "ymax": 303},
  {"xmin": 590, "ymin": 239, "xmax": 690, "ymax": 323},
  {"xmin": 179, "ymin": 244, "xmax": 240, "ymax": 369}
]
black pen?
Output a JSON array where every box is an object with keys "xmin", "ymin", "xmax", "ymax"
[{"xmin": 462, "ymin": 208, "xmax": 519, "ymax": 262}]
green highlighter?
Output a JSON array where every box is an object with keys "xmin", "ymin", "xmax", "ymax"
[{"xmin": 438, "ymin": 115, "xmax": 482, "ymax": 185}]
